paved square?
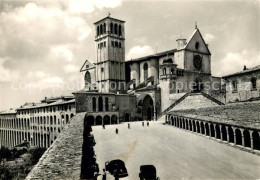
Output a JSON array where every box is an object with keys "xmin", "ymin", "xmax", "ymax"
[{"xmin": 92, "ymin": 121, "xmax": 260, "ymax": 180}]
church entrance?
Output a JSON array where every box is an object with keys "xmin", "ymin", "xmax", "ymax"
[
  {"xmin": 142, "ymin": 95, "xmax": 154, "ymax": 121},
  {"xmin": 192, "ymin": 79, "xmax": 203, "ymax": 93}
]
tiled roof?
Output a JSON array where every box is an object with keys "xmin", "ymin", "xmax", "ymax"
[
  {"xmin": 222, "ymin": 65, "xmax": 260, "ymax": 78},
  {"xmin": 126, "ymin": 49, "xmax": 176, "ymax": 63},
  {"xmin": 0, "ymin": 109, "xmax": 16, "ymax": 115}
]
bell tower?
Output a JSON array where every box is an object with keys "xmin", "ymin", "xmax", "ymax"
[{"xmin": 94, "ymin": 15, "xmax": 125, "ymax": 93}]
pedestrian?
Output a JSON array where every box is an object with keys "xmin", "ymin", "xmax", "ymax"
[
  {"xmin": 102, "ymin": 169, "xmax": 106, "ymax": 180},
  {"xmin": 103, "ymin": 124, "xmax": 105, "ymax": 129},
  {"xmin": 147, "ymin": 122, "xmax": 149, "ymax": 127},
  {"xmin": 142, "ymin": 122, "xmax": 144, "ymax": 126},
  {"xmin": 116, "ymin": 128, "xmax": 118, "ymax": 134},
  {"xmin": 128, "ymin": 123, "xmax": 130, "ymax": 129}
]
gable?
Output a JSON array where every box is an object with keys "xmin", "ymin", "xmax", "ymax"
[
  {"xmin": 80, "ymin": 60, "xmax": 96, "ymax": 72},
  {"xmin": 185, "ymin": 29, "xmax": 211, "ymax": 55}
]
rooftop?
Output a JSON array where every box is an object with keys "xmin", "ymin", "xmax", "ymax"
[{"xmin": 222, "ymin": 65, "xmax": 260, "ymax": 78}]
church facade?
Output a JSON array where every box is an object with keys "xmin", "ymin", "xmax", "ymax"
[{"xmin": 74, "ymin": 15, "xmax": 221, "ymax": 124}]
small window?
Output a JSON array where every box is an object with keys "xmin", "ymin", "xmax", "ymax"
[
  {"xmin": 251, "ymin": 78, "xmax": 257, "ymax": 90},
  {"xmin": 170, "ymin": 68, "xmax": 174, "ymax": 74},
  {"xmin": 111, "ymin": 41, "xmax": 114, "ymax": 47},
  {"xmin": 101, "ymin": 68, "xmax": 104, "ymax": 72},
  {"xmin": 163, "ymin": 68, "xmax": 166, "ymax": 75},
  {"xmin": 232, "ymin": 81, "xmax": 238, "ymax": 92},
  {"xmin": 195, "ymin": 42, "xmax": 199, "ymax": 50},
  {"xmin": 119, "ymin": 42, "xmax": 121, "ymax": 48},
  {"xmin": 115, "ymin": 41, "xmax": 118, "ymax": 47},
  {"xmin": 104, "ymin": 42, "xmax": 106, "ymax": 47}
]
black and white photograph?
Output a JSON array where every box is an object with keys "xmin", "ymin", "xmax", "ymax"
[{"xmin": 0, "ymin": 0, "xmax": 260, "ymax": 179}]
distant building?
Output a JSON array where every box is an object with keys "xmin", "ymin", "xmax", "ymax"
[
  {"xmin": 223, "ymin": 65, "xmax": 260, "ymax": 103},
  {"xmin": 0, "ymin": 96, "xmax": 75, "ymax": 148},
  {"xmin": 76, "ymin": 15, "xmax": 222, "ymax": 125}
]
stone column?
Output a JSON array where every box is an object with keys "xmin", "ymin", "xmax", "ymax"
[
  {"xmin": 249, "ymin": 130, "xmax": 254, "ymax": 150},
  {"xmin": 226, "ymin": 127, "xmax": 230, "ymax": 142},
  {"xmin": 220, "ymin": 125, "xmax": 223, "ymax": 140},
  {"xmin": 153, "ymin": 105, "xmax": 156, "ymax": 121},
  {"xmin": 214, "ymin": 124, "xmax": 218, "ymax": 139},
  {"xmin": 234, "ymin": 129, "xmax": 237, "ymax": 145},
  {"xmin": 241, "ymin": 128, "xmax": 245, "ymax": 147}
]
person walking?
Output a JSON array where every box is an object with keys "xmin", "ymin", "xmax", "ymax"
[
  {"xmin": 147, "ymin": 122, "xmax": 149, "ymax": 127},
  {"xmin": 116, "ymin": 128, "xmax": 118, "ymax": 134},
  {"xmin": 103, "ymin": 124, "xmax": 105, "ymax": 129},
  {"xmin": 142, "ymin": 122, "xmax": 144, "ymax": 127},
  {"xmin": 128, "ymin": 123, "xmax": 130, "ymax": 129}
]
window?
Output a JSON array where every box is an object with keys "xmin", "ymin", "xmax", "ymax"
[
  {"xmin": 100, "ymin": 24, "xmax": 103, "ymax": 35},
  {"xmin": 103, "ymin": 23, "xmax": 106, "ymax": 33},
  {"xmin": 98, "ymin": 96, "xmax": 103, "ymax": 111},
  {"xmin": 104, "ymin": 41, "xmax": 106, "ymax": 47},
  {"xmin": 143, "ymin": 63, "xmax": 148, "ymax": 81},
  {"xmin": 115, "ymin": 41, "xmax": 118, "ymax": 47},
  {"xmin": 119, "ymin": 25, "xmax": 122, "ymax": 36},
  {"xmin": 105, "ymin": 97, "xmax": 109, "ymax": 111},
  {"xmin": 101, "ymin": 68, "xmax": 104, "ymax": 72},
  {"xmin": 163, "ymin": 68, "xmax": 166, "ymax": 75},
  {"xmin": 232, "ymin": 81, "xmax": 238, "ymax": 92},
  {"xmin": 195, "ymin": 42, "xmax": 199, "ymax": 50},
  {"xmin": 119, "ymin": 42, "xmax": 121, "ymax": 48},
  {"xmin": 251, "ymin": 78, "xmax": 257, "ymax": 90},
  {"xmin": 111, "ymin": 41, "xmax": 114, "ymax": 47},
  {"xmin": 171, "ymin": 68, "xmax": 174, "ymax": 74},
  {"xmin": 114, "ymin": 24, "xmax": 118, "ymax": 34},
  {"xmin": 97, "ymin": 26, "xmax": 99, "ymax": 36},
  {"xmin": 85, "ymin": 71, "xmax": 91, "ymax": 85},
  {"xmin": 92, "ymin": 97, "xmax": 96, "ymax": 112},
  {"xmin": 110, "ymin": 23, "xmax": 113, "ymax": 34}
]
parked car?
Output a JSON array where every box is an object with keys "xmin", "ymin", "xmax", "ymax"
[
  {"xmin": 139, "ymin": 165, "xmax": 160, "ymax": 180},
  {"xmin": 105, "ymin": 159, "xmax": 128, "ymax": 178}
]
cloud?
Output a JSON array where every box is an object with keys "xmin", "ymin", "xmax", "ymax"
[
  {"xmin": 64, "ymin": 64, "xmax": 79, "ymax": 73},
  {"xmin": 51, "ymin": 45, "xmax": 74, "ymax": 62},
  {"xmin": 0, "ymin": 58, "xmax": 20, "ymax": 82},
  {"xmin": 212, "ymin": 49, "xmax": 260, "ymax": 76},
  {"xmin": 126, "ymin": 45, "xmax": 154, "ymax": 60},
  {"xmin": 68, "ymin": 0, "xmax": 122, "ymax": 13},
  {"xmin": 204, "ymin": 33, "xmax": 215, "ymax": 43}
]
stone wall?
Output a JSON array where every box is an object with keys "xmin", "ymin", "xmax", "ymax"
[{"xmin": 26, "ymin": 113, "xmax": 85, "ymax": 180}]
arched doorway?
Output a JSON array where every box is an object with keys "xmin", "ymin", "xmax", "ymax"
[
  {"xmin": 124, "ymin": 113, "xmax": 130, "ymax": 122},
  {"xmin": 243, "ymin": 129, "xmax": 251, "ymax": 148},
  {"xmin": 215, "ymin": 124, "xmax": 221, "ymax": 139},
  {"xmin": 193, "ymin": 78, "xmax": 203, "ymax": 93},
  {"xmin": 98, "ymin": 97, "xmax": 103, "ymax": 112},
  {"xmin": 142, "ymin": 95, "xmax": 154, "ymax": 121},
  {"xmin": 228, "ymin": 127, "xmax": 234, "ymax": 143},
  {"xmin": 111, "ymin": 115, "xmax": 118, "ymax": 124},
  {"xmin": 235, "ymin": 129, "xmax": 242, "ymax": 145},
  {"xmin": 200, "ymin": 122, "xmax": 205, "ymax": 134},
  {"xmin": 96, "ymin": 116, "xmax": 102, "ymax": 125},
  {"xmin": 221, "ymin": 125, "xmax": 227, "ymax": 141},
  {"xmin": 210, "ymin": 123, "xmax": 215, "ymax": 137},
  {"xmin": 104, "ymin": 115, "xmax": 110, "ymax": 125},
  {"xmin": 252, "ymin": 131, "xmax": 260, "ymax": 150}
]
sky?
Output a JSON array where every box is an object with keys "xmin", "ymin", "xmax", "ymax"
[{"xmin": 0, "ymin": 0, "xmax": 259, "ymax": 111}]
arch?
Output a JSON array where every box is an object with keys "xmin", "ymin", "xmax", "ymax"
[
  {"xmin": 205, "ymin": 123, "xmax": 209, "ymax": 136},
  {"xmin": 100, "ymin": 24, "xmax": 103, "ymax": 34},
  {"xmin": 98, "ymin": 96, "xmax": 103, "ymax": 111},
  {"xmin": 163, "ymin": 68, "xmax": 166, "ymax": 75},
  {"xmin": 193, "ymin": 78, "xmax": 203, "ymax": 93},
  {"xmin": 192, "ymin": 120, "xmax": 196, "ymax": 132},
  {"xmin": 196, "ymin": 121, "xmax": 200, "ymax": 133},
  {"xmin": 96, "ymin": 116, "xmax": 102, "ymax": 125},
  {"xmin": 114, "ymin": 23, "xmax": 118, "ymax": 34},
  {"xmin": 143, "ymin": 63, "xmax": 148, "ymax": 81},
  {"xmin": 97, "ymin": 26, "xmax": 99, "ymax": 36},
  {"xmin": 105, "ymin": 97, "xmax": 109, "ymax": 111},
  {"xmin": 50, "ymin": 116, "xmax": 53, "ymax": 125},
  {"xmin": 66, "ymin": 114, "xmax": 69, "ymax": 124},
  {"xmin": 221, "ymin": 125, "xmax": 227, "ymax": 141},
  {"xmin": 92, "ymin": 97, "xmax": 96, "ymax": 112},
  {"xmin": 124, "ymin": 113, "xmax": 130, "ymax": 122},
  {"xmin": 84, "ymin": 115, "xmax": 95, "ymax": 126},
  {"xmin": 142, "ymin": 95, "xmax": 154, "ymax": 121},
  {"xmin": 111, "ymin": 115, "xmax": 118, "ymax": 124},
  {"xmin": 189, "ymin": 120, "xmax": 192, "ymax": 131},
  {"xmin": 70, "ymin": 113, "xmax": 74, "ymax": 119},
  {"xmin": 119, "ymin": 25, "xmax": 122, "ymax": 36},
  {"xmin": 103, "ymin": 23, "xmax": 106, "ymax": 33},
  {"xmin": 252, "ymin": 131, "xmax": 260, "ymax": 150},
  {"xmin": 243, "ymin": 129, "xmax": 251, "ymax": 148},
  {"xmin": 210, "ymin": 123, "xmax": 215, "ymax": 137},
  {"xmin": 200, "ymin": 122, "xmax": 205, "ymax": 134},
  {"xmin": 54, "ymin": 115, "xmax": 57, "ymax": 125},
  {"xmin": 215, "ymin": 124, "xmax": 221, "ymax": 139},
  {"xmin": 235, "ymin": 129, "xmax": 242, "ymax": 145},
  {"xmin": 110, "ymin": 23, "xmax": 113, "ymax": 33},
  {"xmin": 85, "ymin": 71, "xmax": 91, "ymax": 85},
  {"xmin": 104, "ymin": 115, "xmax": 110, "ymax": 125}
]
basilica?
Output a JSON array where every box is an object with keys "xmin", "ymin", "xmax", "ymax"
[{"xmin": 74, "ymin": 15, "xmax": 222, "ymax": 125}]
